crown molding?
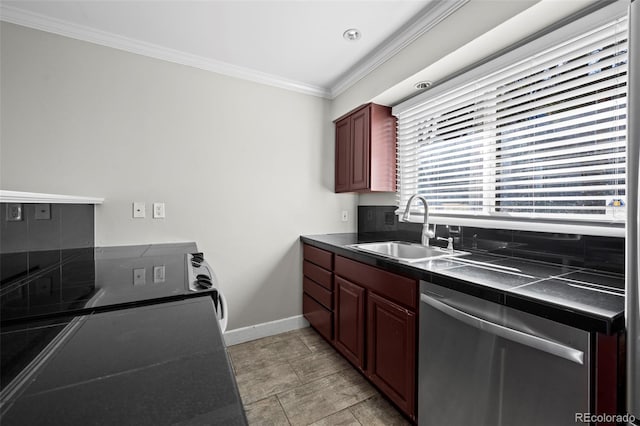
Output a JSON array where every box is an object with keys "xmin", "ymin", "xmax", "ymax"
[
  {"xmin": 0, "ymin": 190, "xmax": 104, "ymax": 204},
  {"xmin": 329, "ymin": 0, "xmax": 469, "ymax": 99},
  {"xmin": 0, "ymin": 1, "xmax": 468, "ymax": 100},
  {"xmin": 0, "ymin": 4, "xmax": 331, "ymax": 98}
]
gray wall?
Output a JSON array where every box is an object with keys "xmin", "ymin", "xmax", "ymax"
[{"xmin": 0, "ymin": 22, "xmax": 357, "ymax": 330}]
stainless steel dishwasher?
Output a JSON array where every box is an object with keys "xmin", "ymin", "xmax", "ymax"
[{"xmin": 419, "ymin": 281, "xmax": 590, "ymax": 426}]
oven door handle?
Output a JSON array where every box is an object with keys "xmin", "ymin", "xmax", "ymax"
[
  {"xmin": 217, "ymin": 290, "xmax": 228, "ymax": 333},
  {"xmin": 420, "ymin": 293, "xmax": 584, "ymax": 365}
]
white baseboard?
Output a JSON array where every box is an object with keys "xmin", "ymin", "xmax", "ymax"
[{"xmin": 223, "ymin": 315, "xmax": 309, "ymax": 346}]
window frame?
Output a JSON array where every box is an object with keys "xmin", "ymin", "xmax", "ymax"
[{"xmin": 392, "ymin": 1, "xmax": 629, "ymax": 238}]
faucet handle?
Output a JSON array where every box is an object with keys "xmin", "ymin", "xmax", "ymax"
[{"xmin": 437, "ymin": 236, "xmax": 454, "ymax": 251}]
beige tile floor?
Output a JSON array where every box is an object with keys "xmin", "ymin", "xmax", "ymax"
[{"xmin": 228, "ymin": 327, "xmax": 411, "ymax": 426}]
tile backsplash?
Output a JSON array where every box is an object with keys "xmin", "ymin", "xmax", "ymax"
[
  {"xmin": 1, "ymin": 203, "xmax": 94, "ymax": 253},
  {"xmin": 358, "ymin": 205, "xmax": 625, "ymax": 274},
  {"xmin": 1, "ymin": 203, "xmax": 95, "ymax": 285}
]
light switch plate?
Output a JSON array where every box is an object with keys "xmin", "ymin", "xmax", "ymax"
[
  {"xmin": 34, "ymin": 204, "xmax": 51, "ymax": 220},
  {"xmin": 133, "ymin": 202, "xmax": 145, "ymax": 218},
  {"xmin": 133, "ymin": 268, "xmax": 146, "ymax": 286},
  {"xmin": 341, "ymin": 210, "xmax": 349, "ymax": 222},
  {"xmin": 153, "ymin": 265, "xmax": 165, "ymax": 283},
  {"xmin": 153, "ymin": 202, "xmax": 165, "ymax": 219}
]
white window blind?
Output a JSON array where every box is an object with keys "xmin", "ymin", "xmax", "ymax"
[{"xmin": 395, "ymin": 11, "xmax": 628, "ymax": 226}]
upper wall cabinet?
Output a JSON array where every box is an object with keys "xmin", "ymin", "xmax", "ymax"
[{"xmin": 334, "ymin": 103, "xmax": 396, "ymax": 193}]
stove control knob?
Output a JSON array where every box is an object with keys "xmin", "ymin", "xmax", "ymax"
[{"xmin": 196, "ymin": 278, "xmax": 213, "ymax": 289}]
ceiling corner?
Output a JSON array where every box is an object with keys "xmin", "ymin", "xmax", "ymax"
[{"xmin": 328, "ymin": 0, "xmax": 470, "ymax": 99}]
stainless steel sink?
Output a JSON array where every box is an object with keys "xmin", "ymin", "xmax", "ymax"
[{"xmin": 349, "ymin": 241, "xmax": 469, "ymax": 263}]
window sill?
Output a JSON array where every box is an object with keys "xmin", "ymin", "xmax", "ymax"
[{"xmin": 400, "ymin": 214, "xmax": 624, "ymax": 238}]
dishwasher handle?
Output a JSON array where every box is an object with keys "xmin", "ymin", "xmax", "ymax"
[{"xmin": 420, "ymin": 293, "xmax": 584, "ymax": 365}]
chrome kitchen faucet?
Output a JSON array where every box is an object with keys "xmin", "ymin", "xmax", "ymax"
[{"xmin": 401, "ymin": 195, "xmax": 435, "ymax": 246}]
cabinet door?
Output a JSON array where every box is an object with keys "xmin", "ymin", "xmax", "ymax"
[
  {"xmin": 335, "ymin": 117, "xmax": 351, "ymax": 193},
  {"xmin": 334, "ymin": 276, "xmax": 365, "ymax": 369},
  {"xmin": 350, "ymin": 107, "xmax": 370, "ymax": 191},
  {"xmin": 367, "ymin": 292, "xmax": 415, "ymax": 418}
]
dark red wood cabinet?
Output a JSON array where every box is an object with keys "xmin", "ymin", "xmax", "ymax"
[
  {"xmin": 335, "ymin": 117, "xmax": 352, "ymax": 193},
  {"xmin": 367, "ymin": 292, "xmax": 416, "ymax": 417},
  {"xmin": 334, "ymin": 276, "xmax": 366, "ymax": 368},
  {"xmin": 302, "ymin": 293, "xmax": 332, "ymax": 341},
  {"xmin": 334, "ymin": 256, "xmax": 417, "ymax": 420},
  {"xmin": 594, "ymin": 332, "xmax": 626, "ymax": 425},
  {"xmin": 302, "ymin": 244, "xmax": 418, "ymax": 421},
  {"xmin": 302, "ymin": 245, "xmax": 334, "ymax": 342},
  {"xmin": 334, "ymin": 271, "xmax": 417, "ymax": 418},
  {"xmin": 334, "ymin": 103, "xmax": 396, "ymax": 193}
]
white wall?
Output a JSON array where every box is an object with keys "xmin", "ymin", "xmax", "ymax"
[{"xmin": 0, "ymin": 22, "xmax": 357, "ymax": 330}]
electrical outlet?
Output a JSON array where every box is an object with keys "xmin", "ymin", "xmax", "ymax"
[
  {"xmin": 153, "ymin": 202, "xmax": 165, "ymax": 219},
  {"xmin": 153, "ymin": 265, "xmax": 165, "ymax": 283},
  {"xmin": 34, "ymin": 204, "xmax": 51, "ymax": 220},
  {"xmin": 5, "ymin": 204, "xmax": 22, "ymax": 221},
  {"xmin": 133, "ymin": 268, "xmax": 146, "ymax": 286},
  {"xmin": 133, "ymin": 202, "xmax": 145, "ymax": 218},
  {"xmin": 341, "ymin": 210, "xmax": 349, "ymax": 222},
  {"xmin": 384, "ymin": 212, "xmax": 395, "ymax": 226}
]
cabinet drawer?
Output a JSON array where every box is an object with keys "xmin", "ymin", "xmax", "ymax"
[
  {"xmin": 335, "ymin": 256, "xmax": 417, "ymax": 310},
  {"xmin": 303, "ymin": 244, "xmax": 333, "ymax": 270},
  {"xmin": 303, "ymin": 260, "xmax": 332, "ymax": 290},
  {"xmin": 303, "ymin": 293, "xmax": 333, "ymax": 341},
  {"xmin": 304, "ymin": 277, "xmax": 333, "ymax": 309}
]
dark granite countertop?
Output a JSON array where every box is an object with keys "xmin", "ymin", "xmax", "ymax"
[
  {"xmin": 1, "ymin": 298, "xmax": 247, "ymax": 425},
  {"xmin": 301, "ymin": 233, "xmax": 624, "ymax": 335}
]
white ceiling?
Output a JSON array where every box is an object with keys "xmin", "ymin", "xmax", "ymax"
[{"xmin": 0, "ymin": 0, "xmax": 467, "ymax": 98}]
